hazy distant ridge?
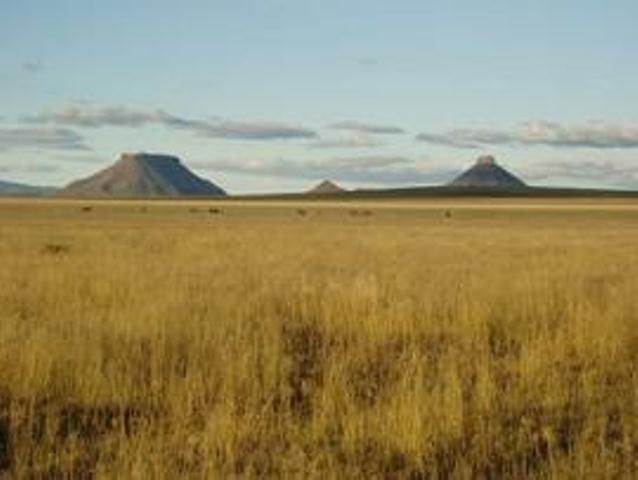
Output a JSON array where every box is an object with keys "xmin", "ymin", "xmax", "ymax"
[{"xmin": 0, "ymin": 179, "xmax": 57, "ymax": 196}]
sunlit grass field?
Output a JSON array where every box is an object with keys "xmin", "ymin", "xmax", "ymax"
[{"xmin": 1, "ymin": 198, "xmax": 637, "ymax": 478}]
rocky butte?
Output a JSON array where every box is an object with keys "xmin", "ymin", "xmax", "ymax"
[
  {"xmin": 307, "ymin": 180, "xmax": 346, "ymax": 194},
  {"xmin": 449, "ymin": 155, "xmax": 527, "ymax": 190},
  {"xmin": 61, "ymin": 153, "xmax": 226, "ymax": 197}
]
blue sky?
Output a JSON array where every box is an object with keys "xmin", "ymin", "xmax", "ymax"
[{"xmin": 2, "ymin": 0, "xmax": 638, "ymax": 192}]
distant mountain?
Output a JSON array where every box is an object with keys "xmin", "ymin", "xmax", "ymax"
[
  {"xmin": 308, "ymin": 180, "xmax": 346, "ymax": 194},
  {"xmin": 61, "ymin": 153, "xmax": 226, "ymax": 197},
  {"xmin": 0, "ymin": 179, "xmax": 56, "ymax": 196},
  {"xmin": 449, "ymin": 155, "xmax": 527, "ymax": 189}
]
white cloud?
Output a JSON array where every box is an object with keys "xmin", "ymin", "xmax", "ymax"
[
  {"xmin": 417, "ymin": 120, "xmax": 638, "ymax": 149},
  {"xmin": 309, "ymin": 134, "xmax": 384, "ymax": 149},
  {"xmin": 521, "ymin": 159, "xmax": 638, "ymax": 187},
  {"xmin": 22, "ymin": 61, "xmax": 43, "ymax": 74},
  {"xmin": 192, "ymin": 156, "xmax": 456, "ymax": 185},
  {"xmin": 0, "ymin": 128, "xmax": 89, "ymax": 151},
  {"xmin": 196, "ymin": 120, "xmax": 317, "ymax": 140},
  {"xmin": 23, "ymin": 105, "xmax": 318, "ymax": 141},
  {"xmin": 357, "ymin": 57, "xmax": 380, "ymax": 67},
  {"xmin": 330, "ymin": 121, "xmax": 405, "ymax": 135}
]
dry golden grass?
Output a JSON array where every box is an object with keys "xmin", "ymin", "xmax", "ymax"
[{"xmin": 0, "ymin": 198, "xmax": 637, "ymax": 478}]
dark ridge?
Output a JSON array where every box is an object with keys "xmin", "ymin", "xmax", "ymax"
[
  {"xmin": 0, "ymin": 179, "xmax": 57, "ymax": 197},
  {"xmin": 229, "ymin": 185, "xmax": 638, "ymax": 202}
]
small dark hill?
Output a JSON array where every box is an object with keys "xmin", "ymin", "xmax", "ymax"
[
  {"xmin": 61, "ymin": 153, "xmax": 226, "ymax": 197},
  {"xmin": 0, "ymin": 179, "xmax": 56, "ymax": 196},
  {"xmin": 449, "ymin": 155, "xmax": 527, "ymax": 189},
  {"xmin": 308, "ymin": 180, "xmax": 346, "ymax": 194}
]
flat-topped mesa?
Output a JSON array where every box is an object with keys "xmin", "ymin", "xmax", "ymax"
[
  {"xmin": 60, "ymin": 152, "xmax": 226, "ymax": 197},
  {"xmin": 120, "ymin": 152, "xmax": 145, "ymax": 161},
  {"xmin": 119, "ymin": 152, "xmax": 180, "ymax": 165}
]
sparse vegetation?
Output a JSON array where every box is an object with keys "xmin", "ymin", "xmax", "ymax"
[{"xmin": 0, "ymin": 198, "xmax": 637, "ymax": 478}]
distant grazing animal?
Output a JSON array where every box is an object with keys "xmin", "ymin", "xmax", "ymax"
[
  {"xmin": 349, "ymin": 209, "xmax": 372, "ymax": 217},
  {"xmin": 81, "ymin": 206, "xmax": 93, "ymax": 213},
  {"xmin": 444, "ymin": 210, "xmax": 452, "ymax": 219},
  {"xmin": 209, "ymin": 207, "xmax": 222, "ymax": 215},
  {"xmin": 42, "ymin": 244, "xmax": 70, "ymax": 255}
]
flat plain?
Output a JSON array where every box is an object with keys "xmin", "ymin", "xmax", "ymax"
[{"xmin": 1, "ymin": 197, "xmax": 638, "ymax": 478}]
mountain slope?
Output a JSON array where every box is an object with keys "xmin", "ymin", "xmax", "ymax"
[
  {"xmin": 61, "ymin": 153, "xmax": 226, "ymax": 197},
  {"xmin": 449, "ymin": 156, "xmax": 527, "ymax": 189}
]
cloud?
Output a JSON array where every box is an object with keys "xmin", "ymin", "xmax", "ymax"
[
  {"xmin": 309, "ymin": 134, "xmax": 384, "ymax": 149},
  {"xmin": 0, "ymin": 163, "xmax": 61, "ymax": 175},
  {"xmin": 24, "ymin": 105, "xmax": 317, "ymax": 140},
  {"xmin": 416, "ymin": 129, "xmax": 512, "ymax": 149},
  {"xmin": 23, "ymin": 164, "xmax": 60, "ymax": 173},
  {"xmin": 416, "ymin": 120, "xmax": 638, "ymax": 149},
  {"xmin": 327, "ymin": 156, "xmax": 411, "ymax": 169},
  {"xmin": 193, "ymin": 154, "xmax": 638, "ymax": 189},
  {"xmin": 521, "ymin": 159, "xmax": 638, "ymax": 187},
  {"xmin": 52, "ymin": 153, "xmax": 108, "ymax": 164},
  {"xmin": 0, "ymin": 128, "xmax": 89, "ymax": 152},
  {"xmin": 357, "ymin": 57, "xmax": 380, "ymax": 67},
  {"xmin": 192, "ymin": 156, "xmax": 456, "ymax": 185},
  {"xmin": 24, "ymin": 106, "xmax": 180, "ymax": 128},
  {"xmin": 0, "ymin": 157, "xmax": 61, "ymax": 173},
  {"xmin": 196, "ymin": 121, "xmax": 317, "ymax": 140},
  {"xmin": 22, "ymin": 61, "xmax": 43, "ymax": 74},
  {"xmin": 330, "ymin": 121, "xmax": 406, "ymax": 135}
]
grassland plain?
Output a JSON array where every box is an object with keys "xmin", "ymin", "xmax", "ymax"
[{"xmin": 0, "ymin": 198, "xmax": 637, "ymax": 478}]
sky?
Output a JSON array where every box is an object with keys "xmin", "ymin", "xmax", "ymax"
[{"xmin": 1, "ymin": 0, "xmax": 638, "ymax": 193}]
